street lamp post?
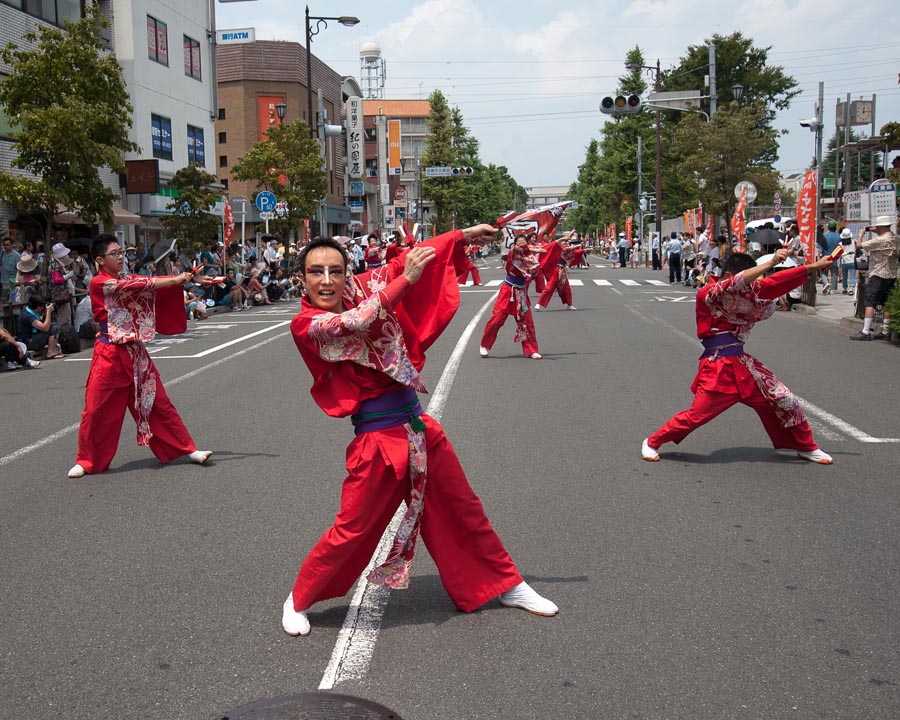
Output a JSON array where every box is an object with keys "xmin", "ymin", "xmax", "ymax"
[
  {"xmin": 305, "ymin": 6, "xmax": 359, "ymax": 138},
  {"xmin": 305, "ymin": 7, "xmax": 359, "ymax": 239}
]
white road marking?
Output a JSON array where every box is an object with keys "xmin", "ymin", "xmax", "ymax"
[
  {"xmin": 0, "ymin": 331, "xmax": 290, "ymax": 467},
  {"xmin": 647, "ymin": 279, "xmax": 668, "ymax": 286},
  {"xmin": 568, "ymin": 279, "xmax": 584, "ymax": 286},
  {"xmin": 319, "ymin": 292, "xmax": 499, "ymax": 690},
  {"xmin": 623, "ymin": 304, "xmax": 900, "ymax": 443},
  {"xmin": 593, "ymin": 279, "xmax": 613, "ymax": 286},
  {"xmin": 486, "ymin": 279, "xmax": 503, "ymax": 286},
  {"xmin": 619, "ymin": 279, "xmax": 640, "ymax": 286}
]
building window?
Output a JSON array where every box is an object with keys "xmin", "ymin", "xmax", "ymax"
[
  {"xmin": 218, "ymin": 131, "xmax": 226, "ymax": 144},
  {"xmin": 219, "ymin": 155, "xmax": 228, "ymax": 168},
  {"xmin": 220, "ymin": 179, "xmax": 228, "ymax": 189},
  {"xmin": 147, "ymin": 15, "xmax": 168, "ymax": 66},
  {"xmin": 187, "ymin": 125, "xmax": 205, "ymax": 164},
  {"xmin": 1, "ymin": 0, "xmax": 83, "ymax": 26},
  {"xmin": 151, "ymin": 114, "xmax": 173, "ymax": 160},
  {"xmin": 217, "ymin": 108, "xmax": 226, "ymax": 120},
  {"xmin": 183, "ymin": 35, "xmax": 201, "ymax": 80}
]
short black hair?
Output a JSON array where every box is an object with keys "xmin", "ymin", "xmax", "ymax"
[
  {"xmin": 722, "ymin": 252, "xmax": 756, "ymax": 276},
  {"xmin": 26, "ymin": 295, "xmax": 47, "ymax": 310},
  {"xmin": 297, "ymin": 237, "xmax": 349, "ymax": 276},
  {"xmin": 91, "ymin": 233, "xmax": 119, "ymax": 262}
]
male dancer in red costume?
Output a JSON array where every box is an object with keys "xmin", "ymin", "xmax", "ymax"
[
  {"xmin": 67, "ymin": 234, "xmax": 213, "ymax": 478},
  {"xmin": 283, "ymin": 224, "xmax": 558, "ymax": 636},
  {"xmin": 478, "ymin": 234, "xmax": 556, "ymax": 359},
  {"xmin": 535, "ymin": 233, "xmax": 581, "ymax": 311},
  {"xmin": 641, "ymin": 248, "xmax": 835, "ymax": 464}
]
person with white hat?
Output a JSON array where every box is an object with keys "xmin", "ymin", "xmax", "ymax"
[
  {"xmin": 850, "ymin": 215, "xmax": 900, "ymax": 340},
  {"xmin": 49, "ymin": 242, "xmax": 75, "ymax": 326},
  {"xmin": 617, "ymin": 231, "xmax": 629, "ymax": 268},
  {"xmin": 838, "ymin": 227, "xmax": 856, "ymax": 294}
]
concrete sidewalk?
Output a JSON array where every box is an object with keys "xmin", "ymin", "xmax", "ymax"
[{"xmin": 793, "ymin": 285, "xmax": 863, "ymax": 331}]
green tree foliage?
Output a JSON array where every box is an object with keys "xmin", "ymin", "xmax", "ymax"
[
  {"xmin": 567, "ymin": 139, "xmax": 603, "ymax": 234},
  {"xmin": 459, "ymin": 163, "xmax": 527, "ymax": 227},
  {"xmin": 0, "ymin": 6, "xmax": 139, "ymax": 241},
  {"xmin": 229, "ymin": 119, "xmax": 326, "ymax": 237},
  {"xmin": 161, "ymin": 164, "xmax": 221, "ymax": 256},
  {"xmin": 670, "ymin": 101, "xmax": 782, "ymax": 224},
  {"xmin": 420, "ymin": 90, "xmax": 462, "ymax": 233}
]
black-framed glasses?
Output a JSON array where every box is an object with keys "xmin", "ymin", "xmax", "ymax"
[{"xmin": 104, "ymin": 250, "xmax": 124, "ymax": 257}]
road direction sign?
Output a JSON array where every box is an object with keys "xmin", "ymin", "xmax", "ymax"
[
  {"xmin": 425, "ymin": 166, "xmax": 452, "ymax": 178},
  {"xmin": 255, "ymin": 191, "xmax": 276, "ymax": 212}
]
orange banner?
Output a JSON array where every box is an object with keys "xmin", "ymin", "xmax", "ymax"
[
  {"xmin": 731, "ymin": 187, "xmax": 747, "ymax": 252},
  {"xmin": 388, "ymin": 119, "xmax": 401, "ymax": 176},
  {"xmin": 625, "ymin": 216, "xmax": 633, "ymax": 243},
  {"xmin": 796, "ymin": 169, "xmax": 817, "ymax": 263}
]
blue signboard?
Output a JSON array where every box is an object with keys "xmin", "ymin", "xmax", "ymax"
[{"xmin": 255, "ymin": 191, "xmax": 277, "ymax": 212}]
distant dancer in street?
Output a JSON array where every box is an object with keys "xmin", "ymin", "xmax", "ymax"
[
  {"xmin": 535, "ymin": 232, "xmax": 578, "ymax": 311},
  {"xmin": 282, "ymin": 226, "xmax": 558, "ymax": 637},
  {"xmin": 67, "ymin": 234, "xmax": 213, "ymax": 478},
  {"xmin": 479, "ymin": 233, "xmax": 550, "ymax": 359},
  {"xmin": 641, "ymin": 248, "xmax": 836, "ymax": 465}
]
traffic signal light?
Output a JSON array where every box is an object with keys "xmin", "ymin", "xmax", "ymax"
[
  {"xmin": 600, "ymin": 94, "xmax": 642, "ymax": 115},
  {"xmin": 451, "ymin": 167, "xmax": 474, "ymax": 176}
]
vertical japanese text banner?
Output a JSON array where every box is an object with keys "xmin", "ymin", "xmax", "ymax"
[
  {"xmin": 796, "ymin": 169, "xmax": 818, "ymax": 262},
  {"xmin": 345, "ymin": 97, "xmax": 363, "ymax": 180},
  {"xmin": 731, "ymin": 186, "xmax": 747, "ymax": 252}
]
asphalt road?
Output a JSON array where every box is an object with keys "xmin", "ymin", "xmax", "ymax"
[{"xmin": 2, "ymin": 258, "xmax": 899, "ymax": 720}]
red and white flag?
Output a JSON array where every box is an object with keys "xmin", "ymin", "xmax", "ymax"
[{"xmin": 502, "ymin": 200, "xmax": 574, "ymax": 246}]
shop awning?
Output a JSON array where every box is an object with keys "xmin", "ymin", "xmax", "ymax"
[{"xmin": 54, "ymin": 204, "xmax": 142, "ymax": 226}]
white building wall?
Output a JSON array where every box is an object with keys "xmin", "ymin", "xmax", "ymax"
[{"xmin": 114, "ymin": 0, "xmax": 216, "ymax": 178}]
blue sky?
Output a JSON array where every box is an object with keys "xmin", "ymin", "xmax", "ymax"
[{"xmin": 215, "ymin": 0, "xmax": 900, "ymax": 191}]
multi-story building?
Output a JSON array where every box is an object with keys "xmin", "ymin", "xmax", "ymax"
[
  {"xmin": 215, "ymin": 39, "xmax": 351, "ymax": 240},
  {"xmin": 0, "ymin": 0, "xmax": 219, "ymax": 251},
  {"xmin": 526, "ymin": 185, "xmax": 570, "ymax": 210},
  {"xmin": 361, "ymin": 99, "xmax": 431, "ymax": 234}
]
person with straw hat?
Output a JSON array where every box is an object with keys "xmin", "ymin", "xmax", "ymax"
[{"xmin": 849, "ymin": 215, "xmax": 900, "ymax": 341}]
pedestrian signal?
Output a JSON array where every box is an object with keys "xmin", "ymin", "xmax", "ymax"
[
  {"xmin": 600, "ymin": 94, "xmax": 643, "ymax": 115},
  {"xmin": 452, "ymin": 167, "xmax": 474, "ymax": 176}
]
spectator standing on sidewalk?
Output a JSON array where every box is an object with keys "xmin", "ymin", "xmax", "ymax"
[
  {"xmin": 1, "ymin": 237, "xmax": 20, "ymax": 303},
  {"xmin": 820, "ymin": 221, "xmax": 842, "ymax": 295},
  {"xmin": 839, "ymin": 228, "xmax": 856, "ymax": 294},
  {"xmin": 850, "ymin": 216, "xmax": 900, "ymax": 341},
  {"xmin": 666, "ymin": 232, "xmax": 683, "ymax": 284},
  {"xmin": 617, "ymin": 232, "xmax": 628, "ymax": 268}
]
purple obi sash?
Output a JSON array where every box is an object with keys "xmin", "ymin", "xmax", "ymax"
[
  {"xmin": 504, "ymin": 273, "xmax": 526, "ymax": 288},
  {"xmin": 97, "ymin": 321, "xmax": 112, "ymax": 344},
  {"xmin": 700, "ymin": 332, "xmax": 745, "ymax": 359},
  {"xmin": 351, "ymin": 386, "xmax": 424, "ymax": 435},
  {"xmin": 367, "ymin": 260, "xmax": 385, "ymax": 268}
]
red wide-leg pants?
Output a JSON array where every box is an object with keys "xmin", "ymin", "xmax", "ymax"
[
  {"xmin": 479, "ymin": 284, "xmax": 538, "ymax": 356},
  {"xmin": 291, "ymin": 416, "xmax": 522, "ymax": 613},
  {"xmin": 537, "ymin": 268, "xmax": 572, "ymax": 308},
  {"xmin": 648, "ymin": 359, "xmax": 818, "ymax": 452},
  {"xmin": 456, "ymin": 264, "xmax": 482, "ymax": 285},
  {"xmin": 74, "ymin": 344, "xmax": 196, "ymax": 474}
]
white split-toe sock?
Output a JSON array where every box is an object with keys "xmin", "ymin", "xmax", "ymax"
[
  {"xmin": 67, "ymin": 464, "xmax": 86, "ymax": 478},
  {"xmin": 189, "ymin": 450, "xmax": 213, "ymax": 465},
  {"xmin": 641, "ymin": 438, "xmax": 660, "ymax": 461},
  {"xmin": 498, "ymin": 581, "xmax": 559, "ymax": 616},
  {"xmin": 282, "ymin": 594, "xmax": 311, "ymax": 636}
]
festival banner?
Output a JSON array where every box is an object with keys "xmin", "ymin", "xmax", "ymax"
[
  {"xmin": 796, "ymin": 169, "xmax": 818, "ymax": 262},
  {"xmin": 731, "ymin": 186, "xmax": 747, "ymax": 252},
  {"xmin": 223, "ymin": 199, "xmax": 234, "ymax": 243},
  {"xmin": 502, "ymin": 201, "xmax": 574, "ymax": 246},
  {"xmin": 625, "ymin": 216, "xmax": 633, "ymax": 243}
]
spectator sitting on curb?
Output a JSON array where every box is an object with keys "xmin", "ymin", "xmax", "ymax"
[
  {"xmin": 246, "ymin": 268, "xmax": 272, "ymax": 306},
  {"xmin": 14, "ymin": 252, "xmax": 40, "ymax": 304},
  {"xmin": 185, "ymin": 284, "xmax": 207, "ymax": 321},
  {"xmin": 16, "ymin": 295, "xmax": 63, "ymax": 359},
  {"xmin": 1, "ymin": 325, "xmax": 40, "ymax": 370}
]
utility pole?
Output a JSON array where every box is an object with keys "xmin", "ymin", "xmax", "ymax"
[
  {"xmin": 654, "ymin": 58, "xmax": 661, "ymax": 238},
  {"xmin": 637, "ymin": 135, "xmax": 643, "ymax": 261},
  {"xmin": 708, "ymin": 42, "xmax": 717, "ymax": 118}
]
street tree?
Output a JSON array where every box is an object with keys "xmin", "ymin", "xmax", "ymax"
[
  {"xmin": 662, "ymin": 32, "xmax": 799, "ymax": 165},
  {"xmin": 420, "ymin": 90, "xmax": 462, "ymax": 233},
  {"xmin": 567, "ymin": 139, "xmax": 604, "ymax": 235},
  {"xmin": 669, "ymin": 101, "xmax": 782, "ymax": 228},
  {"xmin": 229, "ymin": 119, "xmax": 326, "ymax": 243},
  {"xmin": 162, "ymin": 164, "xmax": 221, "ymax": 256},
  {"xmin": 0, "ymin": 6, "xmax": 139, "ymax": 253}
]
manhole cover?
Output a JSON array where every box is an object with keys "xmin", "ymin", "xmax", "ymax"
[{"xmin": 221, "ymin": 693, "xmax": 404, "ymax": 719}]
